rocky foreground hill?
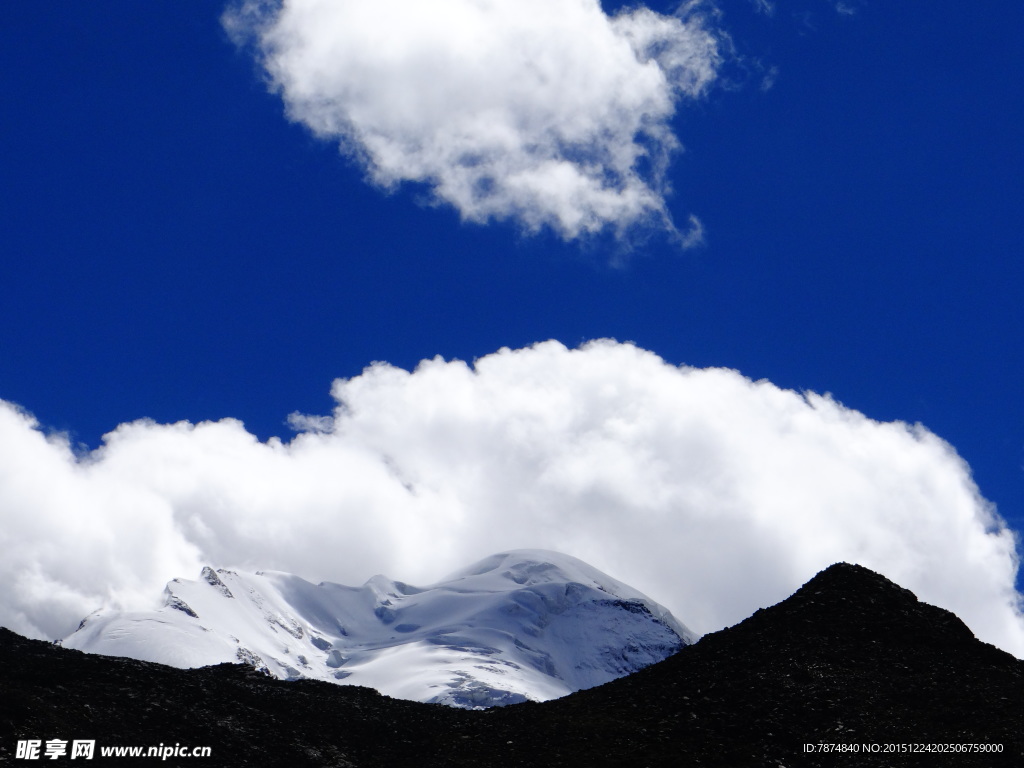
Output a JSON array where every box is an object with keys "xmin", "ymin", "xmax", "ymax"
[{"xmin": 2, "ymin": 563, "xmax": 1022, "ymax": 766}]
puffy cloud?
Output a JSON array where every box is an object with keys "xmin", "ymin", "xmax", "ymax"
[
  {"xmin": 222, "ymin": 0, "xmax": 724, "ymax": 240},
  {"xmin": 1, "ymin": 340, "xmax": 1022, "ymax": 657},
  {"xmin": 0, "ymin": 405, "xmax": 203, "ymax": 639}
]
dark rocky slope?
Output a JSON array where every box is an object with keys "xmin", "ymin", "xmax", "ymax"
[{"xmin": 2, "ymin": 563, "xmax": 1021, "ymax": 767}]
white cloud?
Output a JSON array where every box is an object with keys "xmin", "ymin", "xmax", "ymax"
[
  {"xmin": 2, "ymin": 340, "xmax": 1022, "ymax": 657},
  {"xmin": 829, "ymin": 0, "xmax": 861, "ymax": 16},
  {"xmin": 223, "ymin": 0, "xmax": 724, "ymax": 241},
  {"xmin": 678, "ymin": 213, "xmax": 705, "ymax": 248}
]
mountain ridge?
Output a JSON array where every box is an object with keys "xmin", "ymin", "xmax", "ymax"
[
  {"xmin": 58, "ymin": 550, "xmax": 694, "ymax": 708},
  {"xmin": 2, "ymin": 562, "xmax": 1021, "ymax": 766}
]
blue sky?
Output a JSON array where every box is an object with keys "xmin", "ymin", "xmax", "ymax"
[{"xmin": 2, "ymin": 2, "xmax": 1023, "ymax": 643}]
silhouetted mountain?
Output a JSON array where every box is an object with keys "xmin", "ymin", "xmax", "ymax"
[{"xmin": 2, "ymin": 563, "xmax": 1021, "ymax": 766}]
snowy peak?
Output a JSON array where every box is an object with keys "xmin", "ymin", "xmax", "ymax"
[
  {"xmin": 441, "ymin": 550, "xmax": 693, "ymax": 637},
  {"xmin": 61, "ymin": 550, "xmax": 694, "ymax": 708},
  {"xmin": 200, "ymin": 566, "xmax": 234, "ymax": 598}
]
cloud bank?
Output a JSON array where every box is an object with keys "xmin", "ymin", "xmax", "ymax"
[
  {"xmin": 223, "ymin": 0, "xmax": 723, "ymax": 240},
  {"xmin": 2, "ymin": 340, "xmax": 1022, "ymax": 656}
]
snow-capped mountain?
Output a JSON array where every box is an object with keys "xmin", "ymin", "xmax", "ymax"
[{"xmin": 60, "ymin": 550, "xmax": 695, "ymax": 708}]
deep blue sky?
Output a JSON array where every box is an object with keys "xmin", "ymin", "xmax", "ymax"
[{"xmin": 2, "ymin": 0, "xmax": 1022, "ymax": 549}]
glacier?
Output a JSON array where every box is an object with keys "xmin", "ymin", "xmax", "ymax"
[{"xmin": 59, "ymin": 550, "xmax": 695, "ymax": 708}]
